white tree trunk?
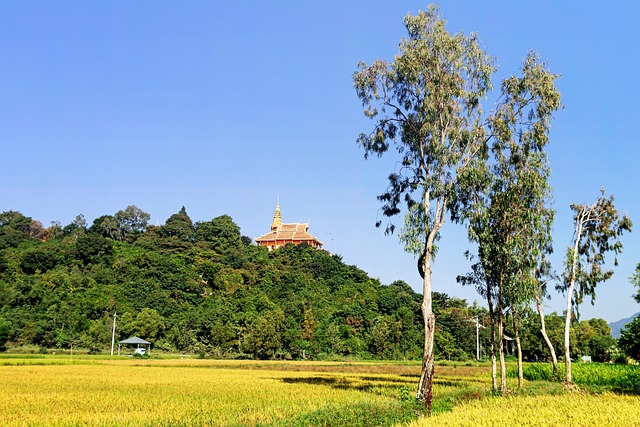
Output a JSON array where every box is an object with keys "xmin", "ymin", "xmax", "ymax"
[
  {"xmin": 535, "ymin": 294, "xmax": 558, "ymax": 374},
  {"xmin": 417, "ymin": 200, "xmax": 442, "ymax": 413},
  {"xmin": 498, "ymin": 314, "xmax": 507, "ymax": 394},
  {"xmin": 487, "ymin": 294, "xmax": 497, "ymax": 392},
  {"xmin": 514, "ymin": 318, "xmax": 523, "ymax": 389},
  {"xmin": 564, "ymin": 221, "xmax": 583, "ymax": 383},
  {"xmin": 564, "ymin": 280, "xmax": 574, "ymax": 383},
  {"xmin": 417, "ymin": 251, "xmax": 435, "ymax": 413}
]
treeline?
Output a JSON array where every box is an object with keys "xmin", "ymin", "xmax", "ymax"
[{"xmin": 0, "ymin": 208, "xmax": 615, "ymax": 360}]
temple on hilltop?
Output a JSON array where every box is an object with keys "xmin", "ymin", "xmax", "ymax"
[{"xmin": 255, "ymin": 202, "xmax": 323, "ymax": 251}]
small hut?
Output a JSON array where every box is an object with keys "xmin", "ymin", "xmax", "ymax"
[{"xmin": 118, "ymin": 336, "xmax": 151, "ymax": 356}]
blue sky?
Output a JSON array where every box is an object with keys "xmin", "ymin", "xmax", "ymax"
[{"xmin": 1, "ymin": 1, "xmax": 639, "ymax": 322}]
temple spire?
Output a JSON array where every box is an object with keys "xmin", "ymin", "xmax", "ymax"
[
  {"xmin": 271, "ymin": 200, "xmax": 282, "ymax": 232},
  {"xmin": 256, "ymin": 200, "xmax": 323, "ymax": 251}
]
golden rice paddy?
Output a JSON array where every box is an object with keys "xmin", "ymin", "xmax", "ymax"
[
  {"xmin": 1, "ymin": 357, "xmax": 639, "ymax": 426},
  {"xmin": 0, "ymin": 358, "xmax": 416, "ymax": 426},
  {"xmin": 411, "ymin": 392, "xmax": 640, "ymax": 427}
]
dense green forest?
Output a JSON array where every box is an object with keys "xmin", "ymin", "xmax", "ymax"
[{"xmin": 0, "ymin": 207, "xmax": 615, "ymax": 361}]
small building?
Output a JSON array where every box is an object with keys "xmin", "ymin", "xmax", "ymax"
[
  {"xmin": 255, "ymin": 202, "xmax": 323, "ymax": 251},
  {"xmin": 118, "ymin": 336, "xmax": 151, "ymax": 356},
  {"xmin": 503, "ymin": 334, "xmax": 516, "ymax": 355}
]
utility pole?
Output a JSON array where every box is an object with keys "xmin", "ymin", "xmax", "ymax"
[
  {"xmin": 468, "ymin": 316, "xmax": 482, "ymax": 360},
  {"xmin": 110, "ymin": 312, "xmax": 117, "ymax": 356},
  {"xmin": 475, "ymin": 316, "xmax": 480, "ymax": 360}
]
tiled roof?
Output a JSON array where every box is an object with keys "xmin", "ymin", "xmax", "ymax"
[{"xmin": 255, "ymin": 222, "xmax": 323, "ymax": 245}]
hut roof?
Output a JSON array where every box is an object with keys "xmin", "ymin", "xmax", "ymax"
[{"xmin": 118, "ymin": 336, "xmax": 151, "ymax": 345}]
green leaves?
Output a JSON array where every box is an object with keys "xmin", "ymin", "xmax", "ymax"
[
  {"xmin": 618, "ymin": 315, "xmax": 640, "ymax": 361},
  {"xmin": 354, "ymin": 5, "xmax": 495, "ymax": 241},
  {"xmin": 561, "ymin": 190, "xmax": 633, "ymax": 308},
  {"xmin": 630, "ymin": 263, "xmax": 640, "ymax": 304}
]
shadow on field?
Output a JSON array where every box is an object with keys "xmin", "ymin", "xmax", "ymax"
[
  {"xmin": 255, "ymin": 400, "xmax": 421, "ymax": 427},
  {"xmin": 434, "ymin": 379, "xmax": 472, "ymax": 388},
  {"xmin": 400, "ymin": 373, "xmax": 485, "ymax": 385},
  {"xmin": 280, "ymin": 374, "xmax": 480, "ymax": 395},
  {"xmin": 280, "ymin": 375, "xmax": 413, "ymax": 395}
]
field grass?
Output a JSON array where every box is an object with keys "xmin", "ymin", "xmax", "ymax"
[
  {"xmin": 508, "ymin": 362, "xmax": 640, "ymax": 393},
  {"xmin": 0, "ymin": 356, "xmax": 638, "ymax": 426},
  {"xmin": 409, "ymin": 392, "xmax": 640, "ymax": 427}
]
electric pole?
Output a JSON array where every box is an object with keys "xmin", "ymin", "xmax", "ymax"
[
  {"xmin": 110, "ymin": 312, "xmax": 117, "ymax": 356},
  {"xmin": 468, "ymin": 316, "xmax": 482, "ymax": 360}
]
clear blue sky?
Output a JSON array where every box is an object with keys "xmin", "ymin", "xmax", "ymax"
[{"xmin": 1, "ymin": 1, "xmax": 638, "ymax": 322}]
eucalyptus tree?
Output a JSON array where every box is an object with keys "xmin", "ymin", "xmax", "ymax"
[
  {"xmin": 492, "ymin": 72, "xmax": 560, "ymax": 392},
  {"xmin": 354, "ymin": 5, "xmax": 494, "ymax": 409},
  {"xmin": 460, "ymin": 126, "xmax": 557, "ymax": 393},
  {"xmin": 560, "ymin": 191, "xmax": 632, "ymax": 383},
  {"xmin": 533, "ymin": 257, "xmax": 560, "ymax": 376},
  {"xmin": 354, "ymin": 2, "xmax": 565, "ymax": 402},
  {"xmin": 490, "ymin": 53, "xmax": 558, "ymax": 392}
]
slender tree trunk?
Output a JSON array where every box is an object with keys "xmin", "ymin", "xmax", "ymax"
[
  {"xmin": 513, "ymin": 314, "xmax": 523, "ymax": 389},
  {"xmin": 417, "ymin": 306, "xmax": 435, "ymax": 413},
  {"xmin": 417, "ymin": 222, "xmax": 440, "ymax": 413},
  {"xmin": 497, "ymin": 275, "xmax": 507, "ymax": 395},
  {"xmin": 490, "ymin": 326, "xmax": 498, "ymax": 392},
  {"xmin": 498, "ymin": 313, "xmax": 507, "ymax": 395},
  {"xmin": 564, "ymin": 221, "xmax": 582, "ymax": 384},
  {"xmin": 535, "ymin": 294, "xmax": 558, "ymax": 375},
  {"xmin": 416, "ymin": 194, "xmax": 447, "ymax": 413},
  {"xmin": 487, "ymin": 290, "xmax": 497, "ymax": 392},
  {"xmin": 564, "ymin": 281, "xmax": 574, "ymax": 383}
]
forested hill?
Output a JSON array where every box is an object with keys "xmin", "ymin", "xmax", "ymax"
[
  {"xmin": 0, "ymin": 207, "xmax": 614, "ymax": 361},
  {"xmin": 0, "ymin": 207, "xmax": 489, "ymax": 359}
]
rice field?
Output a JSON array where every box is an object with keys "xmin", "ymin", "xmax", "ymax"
[
  {"xmin": 0, "ymin": 358, "xmax": 424, "ymax": 426},
  {"xmin": 1, "ymin": 357, "xmax": 639, "ymax": 426},
  {"xmin": 410, "ymin": 392, "xmax": 640, "ymax": 427},
  {"xmin": 510, "ymin": 362, "xmax": 640, "ymax": 393}
]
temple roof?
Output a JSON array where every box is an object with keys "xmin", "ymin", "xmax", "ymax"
[
  {"xmin": 255, "ymin": 222, "xmax": 323, "ymax": 245},
  {"xmin": 255, "ymin": 202, "xmax": 323, "ymax": 246}
]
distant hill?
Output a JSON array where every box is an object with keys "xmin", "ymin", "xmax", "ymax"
[{"xmin": 609, "ymin": 312, "xmax": 640, "ymax": 338}]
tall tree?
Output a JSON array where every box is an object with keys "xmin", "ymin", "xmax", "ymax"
[
  {"xmin": 464, "ymin": 52, "xmax": 559, "ymax": 392},
  {"xmin": 162, "ymin": 207, "xmax": 195, "ymax": 242},
  {"xmin": 354, "ymin": 5, "xmax": 494, "ymax": 410},
  {"xmin": 63, "ymin": 214, "xmax": 88, "ymax": 238},
  {"xmin": 354, "ymin": 4, "xmax": 564, "ymax": 403},
  {"xmin": 89, "ymin": 215, "xmax": 121, "ymax": 240},
  {"xmin": 559, "ymin": 190, "xmax": 632, "ymax": 383},
  {"xmin": 115, "ymin": 205, "xmax": 150, "ymax": 240}
]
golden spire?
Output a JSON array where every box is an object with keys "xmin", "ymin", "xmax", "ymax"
[{"xmin": 270, "ymin": 199, "xmax": 282, "ymax": 232}]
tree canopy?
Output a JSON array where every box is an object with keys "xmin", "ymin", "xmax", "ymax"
[
  {"xmin": 353, "ymin": 3, "xmax": 562, "ymax": 405},
  {"xmin": 0, "ymin": 207, "xmax": 494, "ymax": 361}
]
